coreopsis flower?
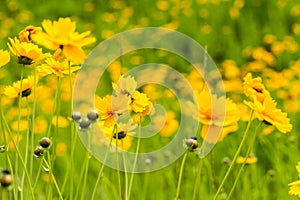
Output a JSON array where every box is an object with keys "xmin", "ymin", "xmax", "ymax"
[
  {"xmin": 196, "ymin": 88, "xmax": 240, "ymax": 143},
  {"xmin": 36, "ymin": 56, "xmax": 80, "ymax": 77},
  {"xmin": 19, "ymin": 25, "xmax": 42, "ymax": 43},
  {"xmin": 31, "ymin": 17, "xmax": 96, "ymax": 64},
  {"xmin": 95, "ymin": 95, "xmax": 128, "ymax": 127},
  {"xmin": 0, "ymin": 50, "xmax": 10, "ymax": 67},
  {"xmin": 243, "ymin": 73, "xmax": 292, "ymax": 133},
  {"xmin": 4, "ymin": 76, "xmax": 37, "ymax": 98},
  {"xmin": 113, "ymin": 75, "xmax": 137, "ymax": 97},
  {"xmin": 236, "ymin": 154, "xmax": 257, "ymax": 165},
  {"xmin": 129, "ymin": 91, "xmax": 152, "ymax": 113},
  {"xmin": 289, "ymin": 162, "xmax": 300, "ymax": 197},
  {"xmin": 7, "ymin": 37, "xmax": 48, "ymax": 65}
]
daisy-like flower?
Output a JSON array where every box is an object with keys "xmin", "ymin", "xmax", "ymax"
[
  {"xmin": 0, "ymin": 50, "xmax": 10, "ymax": 67},
  {"xmin": 95, "ymin": 95, "xmax": 128, "ymax": 127},
  {"xmin": 236, "ymin": 154, "xmax": 258, "ymax": 165},
  {"xmin": 36, "ymin": 51, "xmax": 80, "ymax": 77},
  {"xmin": 7, "ymin": 37, "xmax": 48, "ymax": 65},
  {"xmin": 19, "ymin": 25, "xmax": 42, "ymax": 43},
  {"xmin": 130, "ymin": 90, "xmax": 152, "ymax": 113},
  {"xmin": 113, "ymin": 75, "xmax": 137, "ymax": 97},
  {"xmin": 4, "ymin": 76, "xmax": 37, "ymax": 98},
  {"xmin": 31, "ymin": 17, "xmax": 96, "ymax": 64},
  {"xmin": 289, "ymin": 162, "xmax": 300, "ymax": 197},
  {"xmin": 195, "ymin": 88, "xmax": 240, "ymax": 143},
  {"xmin": 243, "ymin": 73, "xmax": 292, "ymax": 133}
]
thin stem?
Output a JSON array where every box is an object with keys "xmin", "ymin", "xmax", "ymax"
[
  {"xmin": 91, "ymin": 127, "xmax": 115, "ymax": 199},
  {"xmin": 127, "ymin": 117, "xmax": 142, "ymax": 200},
  {"xmin": 213, "ymin": 110, "xmax": 254, "ymax": 200},
  {"xmin": 192, "ymin": 158, "xmax": 204, "ymax": 200},
  {"xmin": 2, "ymin": 110, "xmax": 35, "ymax": 199},
  {"xmin": 15, "ymin": 64, "xmax": 24, "ymax": 198},
  {"xmin": 175, "ymin": 150, "xmax": 189, "ymax": 200},
  {"xmin": 225, "ymin": 121, "xmax": 263, "ymax": 200},
  {"xmin": 122, "ymin": 141, "xmax": 128, "ymax": 200},
  {"xmin": 43, "ymin": 154, "xmax": 63, "ymax": 200},
  {"xmin": 80, "ymin": 132, "xmax": 91, "ymax": 200},
  {"xmin": 115, "ymin": 126, "xmax": 122, "ymax": 200}
]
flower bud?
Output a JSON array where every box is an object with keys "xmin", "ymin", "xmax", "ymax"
[
  {"xmin": 39, "ymin": 137, "xmax": 51, "ymax": 148},
  {"xmin": 0, "ymin": 145, "xmax": 6, "ymax": 153},
  {"xmin": 113, "ymin": 131, "xmax": 127, "ymax": 139},
  {"xmin": 34, "ymin": 146, "xmax": 44, "ymax": 157},
  {"xmin": 72, "ymin": 111, "xmax": 82, "ymax": 122},
  {"xmin": 185, "ymin": 136, "xmax": 198, "ymax": 150},
  {"xmin": 0, "ymin": 169, "xmax": 13, "ymax": 187},
  {"xmin": 87, "ymin": 109, "xmax": 99, "ymax": 122},
  {"xmin": 79, "ymin": 118, "xmax": 91, "ymax": 130}
]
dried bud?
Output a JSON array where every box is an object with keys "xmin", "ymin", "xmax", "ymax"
[
  {"xmin": 185, "ymin": 136, "xmax": 198, "ymax": 150},
  {"xmin": 113, "ymin": 131, "xmax": 127, "ymax": 139},
  {"xmin": 87, "ymin": 109, "xmax": 99, "ymax": 122},
  {"xmin": 72, "ymin": 111, "xmax": 82, "ymax": 122},
  {"xmin": 34, "ymin": 146, "xmax": 44, "ymax": 157},
  {"xmin": 39, "ymin": 137, "xmax": 51, "ymax": 148}
]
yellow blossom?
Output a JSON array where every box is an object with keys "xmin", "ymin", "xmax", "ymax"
[
  {"xmin": 0, "ymin": 50, "xmax": 10, "ymax": 67},
  {"xmin": 236, "ymin": 154, "xmax": 258, "ymax": 164},
  {"xmin": 31, "ymin": 17, "xmax": 96, "ymax": 64},
  {"xmin": 289, "ymin": 162, "xmax": 300, "ymax": 197},
  {"xmin": 113, "ymin": 75, "xmax": 137, "ymax": 97},
  {"xmin": 153, "ymin": 111, "xmax": 179, "ymax": 137},
  {"xmin": 19, "ymin": 25, "xmax": 42, "ymax": 43},
  {"xmin": 7, "ymin": 37, "xmax": 48, "ymax": 65},
  {"xmin": 4, "ymin": 76, "xmax": 37, "ymax": 98},
  {"xmin": 130, "ymin": 91, "xmax": 152, "ymax": 113}
]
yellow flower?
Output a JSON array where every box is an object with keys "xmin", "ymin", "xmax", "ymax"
[
  {"xmin": 8, "ymin": 37, "xmax": 48, "ymax": 65},
  {"xmin": 153, "ymin": 111, "xmax": 179, "ymax": 137},
  {"xmin": 36, "ymin": 57, "xmax": 80, "ymax": 77},
  {"xmin": 236, "ymin": 154, "xmax": 258, "ymax": 165},
  {"xmin": 289, "ymin": 162, "xmax": 300, "ymax": 197},
  {"xmin": 19, "ymin": 25, "xmax": 42, "ymax": 43},
  {"xmin": 113, "ymin": 75, "xmax": 137, "ymax": 97},
  {"xmin": 130, "ymin": 91, "xmax": 152, "ymax": 113},
  {"xmin": 31, "ymin": 17, "xmax": 96, "ymax": 64},
  {"xmin": 196, "ymin": 88, "xmax": 240, "ymax": 143},
  {"xmin": 243, "ymin": 73, "xmax": 292, "ymax": 133},
  {"xmin": 0, "ymin": 50, "xmax": 10, "ymax": 67},
  {"xmin": 95, "ymin": 95, "xmax": 128, "ymax": 127},
  {"xmin": 4, "ymin": 76, "xmax": 37, "ymax": 98}
]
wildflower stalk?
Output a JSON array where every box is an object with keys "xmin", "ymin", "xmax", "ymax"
[
  {"xmin": 30, "ymin": 64, "xmax": 38, "ymax": 178},
  {"xmin": 226, "ymin": 121, "xmax": 263, "ymax": 199},
  {"xmin": 20, "ymin": 98, "xmax": 31, "ymax": 199},
  {"xmin": 91, "ymin": 129, "xmax": 115, "ymax": 199},
  {"xmin": 127, "ymin": 116, "xmax": 142, "ymax": 200},
  {"xmin": 43, "ymin": 151, "xmax": 63, "ymax": 200},
  {"xmin": 175, "ymin": 150, "xmax": 189, "ymax": 200},
  {"xmin": 115, "ymin": 125, "xmax": 122, "ymax": 200},
  {"xmin": 80, "ymin": 132, "xmax": 91, "ymax": 200},
  {"xmin": 1, "ymin": 108, "xmax": 35, "ymax": 199},
  {"xmin": 214, "ymin": 110, "xmax": 254, "ymax": 200},
  {"xmin": 15, "ymin": 64, "xmax": 24, "ymax": 197},
  {"xmin": 122, "ymin": 140, "xmax": 129, "ymax": 200},
  {"xmin": 192, "ymin": 158, "xmax": 204, "ymax": 200}
]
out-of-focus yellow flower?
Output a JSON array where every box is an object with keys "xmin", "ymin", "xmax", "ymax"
[
  {"xmin": 289, "ymin": 162, "xmax": 300, "ymax": 197},
  {"xmin": 236, "ymin": 154, "xmax": 257, "ymax": 164},
  {"xmin": 52, "ymin": 116, "xmax": 69, "ymax": 128},
  {"xmin": 11, "ymin": 120, "xmax": 28, "ymax": 132},
  {"xmin": 243, "ymin": 73, "xmax": 292, "ymax": 133},
  {"xmin": 34, "ymin": 117, "xmax": 48, "ymax": 134},
  {"xmin": 95, "ymin": 95, "xmax": 128, "ymax": 127},
  {"xmin": 153, "ymin": 111, "xmax": 179, "ymax": 137},
  {"xmin": 7, "ymin": 37, "xmax": 47, "ymax": 65},
  {"xmin": 32, "ymin": 17, "xmax": 96, "ymax": 64},
  {"xmin": 56, "ymin": 142, "xmax": 67, "ymax": 156},
  {"xmin": 36, "ymin": 57, "xmax": 80, "ymax": 77},
  {"xmin": 0, "ymin": 50, "xmax": 10, "ymax": 67},
  {"xmin": 19, "ymin": 25, "xmax": 42, "ymax": 43},
  {"xmin": 4, "ymin": 76, "xmax": 37, "ymax": 98}
]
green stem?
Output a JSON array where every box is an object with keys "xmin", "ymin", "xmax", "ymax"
[
  {"xmin": 127, "ymin": 117, "xmax": 142, "ymax": 200},
  {"xmin": 15, "ymin": 64, "xmax": 24, "ymax": 198},
  {"xmin": 225, "ymin": 121, "xmax": 263, "ymax": 200},
  {"xmin": 175, "ymin": 150, "xmax": 189, "ymax": 200},
  {"xmin": 213, "ymin": 110, "xmax": 254, "ymax": 200},
  {"xmin": 2, "ymin": 109, "xmax": 35, "ymax": 199},
  {"xmin": 91, "ymin": 126, "xmax": 115, "ymax": 199},
  {"xmin": 43, "ymin": 153, "xmax": 63, "ymax": 200},
  {"xmin": 80, "ymin": 132, "xmax": 91, "ymax": 200},
  {"xmin": 115, "ymin": 126, "xmax": 122, "ymax": 200},
  {"xmin": 192, "ymin": 158, "xmax": 204, "ymax": 200},
  {"xmin": 122, "ymin": 141, "xmax": 128, "ymax": 200}
]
